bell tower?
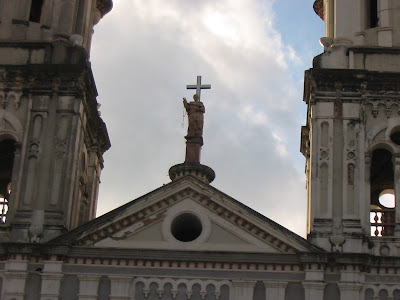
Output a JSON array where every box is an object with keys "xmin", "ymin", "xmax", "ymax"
[
  {"xmin": 0, "ymin": 0, "xmax": 112, "ymax": 242},
  {"xmin": 302, "ymin": 0, "xmax": 400, "ymax": 254}
]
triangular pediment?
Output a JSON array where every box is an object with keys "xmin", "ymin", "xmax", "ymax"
[{"xmin": 51, "ymin": 175, "xmax": 321, "ymax": 254}]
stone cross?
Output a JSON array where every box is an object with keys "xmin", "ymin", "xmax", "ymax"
[{"xmin": 186, "ymin": 76, "xmax": 211, "ymax": 101}]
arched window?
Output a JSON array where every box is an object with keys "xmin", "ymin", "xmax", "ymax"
[
  {"xmin": 365, "ymin": 288, "xmax": 374, "ymax": 300},
  {"xmin": 0, "ymin": 139, "xmax": 16, "ymax": 224},
  {"xmin": 370, "ymin": 149, "xmax": 395, "ymax": 236},
  {"xmin": 29, "ymin": 0, "xmax": 44, "ymax": 23}
]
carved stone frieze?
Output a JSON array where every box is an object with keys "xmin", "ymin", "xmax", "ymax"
[{"xmin": 365, "ymin": 99, "xmax": 400, "ymax": 118}]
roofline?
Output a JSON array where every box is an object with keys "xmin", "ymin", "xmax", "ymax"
[{"xmin": 49, "ymin": 174, "xmax": 322, "ymax": 252}]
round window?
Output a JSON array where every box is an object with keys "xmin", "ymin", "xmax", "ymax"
[{"xmin": 171, "ymin": 213, "xmax": 202, "ymax": 242}]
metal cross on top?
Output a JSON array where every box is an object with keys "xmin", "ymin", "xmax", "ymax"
[{"xmin": 186, "ymin": 76, "xmax": 211, "ymax": 101}]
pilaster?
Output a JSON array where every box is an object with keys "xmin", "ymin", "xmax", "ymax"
[
  {"xmin": 3, "ymin": 260, "xmax": 28, "ymax": 300},
  {"xmin": 338, "ymin": 269, "xmax": 362, "ymax": 300},
  {"xmin": 40, "ymin": 261, "xmax": 63, "ymax": 300},
  {"xmin": 264, "ymin": 281, "xmax": 287, "ymax": 300},
  {"xmin": 303, "ymin": 281, "xmax": 325, "ymax": 300},
  {"xmin": 78, "ymin": 275, "xmax": 101, "ymax": 300},
  {"xmin": 303, "ymin": 268, "xmax": 325, "ymax": 300},
  {"xmin": 231, "ymin": 280, "xmax": 257, "ymax": 300},
  {"xmin": 109, "ymin": 276, "xmax": 132, "ymax": 300},
  {"xmin": 338, "ymin": 283, "xmax": 362, "ymax": 300},
  {"xmin": 394, "ymin": 155, "xmax": 400, "ymax": 236}
]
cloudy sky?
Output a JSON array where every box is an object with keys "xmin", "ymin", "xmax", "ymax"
[{"xmin": 90, "ymin": 0, "xmax": 324, "ymax": 237}]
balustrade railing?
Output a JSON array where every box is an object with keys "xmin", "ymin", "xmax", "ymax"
[
  {"xmin": 370, "ymin": 208, "xmax": 395, "ymax": 236},
  {"xmin": 0, "ymin": 197, "xmax": 7, "ymax": 224}
]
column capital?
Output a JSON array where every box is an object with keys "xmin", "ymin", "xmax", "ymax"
[
  {"xmin": 302, "ymin": 281, "xmax": 326, "ymax": 290},
  {"xmin": 337, "ymin": 283, "xmax": 362, "ymax": 291},
  {"xmin": 108, "ymin": 275, "xmax": 132, "ymax": 283},
  {"xmin": 231, "ymin": 280, "xmax": 257, "ymax": 288},
  {"xmin": 4, "ymin": 259, "xmax": 28, "ymax": 272},
  {"xmin": 263, "ymin": 281, "xmax": 288, "ymax": 289},
  {"xmin": 41, "ymin": 273, "xmax": 63, "ymax": 280},
  {"xmin": 42, "ymin": 260, "xmax": 63, "ymax": 273},
  {"xmin": 304, "ymin": 268, "xmax": 324, "ymax": 281},
  {"xmin": 77, "ymin": 275, "xmax": 102, "ymax": 281}
]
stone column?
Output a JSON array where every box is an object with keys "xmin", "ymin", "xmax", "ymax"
[
  {"xmin": 40, "ymin": 261, "xmax": 63, "ymax": 300},
  {"xmin": 231, "ymin": 280, "xmax": 256, "ymax": 300},
  {"xmin": 303, "ymin": 282, "xmax": 325, "ymax": 300},
  {"xmin": 338, "ymin": 270, "xmax": 362, "ymax": 300},
  {"xmin": 3, "ymin": 260, "xmax": 28, "ymax": 300},
  {"xmin": 78, "ymin": 275, "xmax": 101, "ymax": 300},
  {"xmin": 303, "ymin": 269, "xmax": 325, "ymax": 300},
  {"xmin": 364, "ymin": 153, "xmax": 372, "ymax": 233},
  {"xmin": 394, "ymin": 155, "xmax": 400, "ymax": 237},
  {"xmin": 57, "ymin": 0, "xmax": 77, "ymax": 33},
  {"xmin": 264, "ymin": 281, "xmax": 287, "ymax": 300},
  {"xmin": 109, "ymin": 276, "xmax": 132, "ymax": 300},
  {"xmin": 338, "ymin": 283, "xmax": 362, "ymax": 300}
]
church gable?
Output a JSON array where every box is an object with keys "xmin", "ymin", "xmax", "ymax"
[
  {"xmin": 51, "ymin": 176, "xmax": 320, "ymax": 254},
  {"xmin": 94, "ymin": 198, "xmax": 280, "ymax": 253}
]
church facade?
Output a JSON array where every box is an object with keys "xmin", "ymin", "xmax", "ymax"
[{"xmin": 0, "ymin": 1, "xmax": 400, "ymax": 299}]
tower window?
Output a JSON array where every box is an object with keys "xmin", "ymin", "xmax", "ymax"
[
  {"xmin": 0, "ymin": 140, "xmax": 16, "ymax": 224},
  {"xmin": 367, "ymin": 0, "xmax": 378, "ymax": 28},
  {"xmin": 29, "ymin": 0, "xmax": 44, "ymax": 23},
  {"xmin": 370, "ymin": 149, "xmax": 395, "ymax": 236}
]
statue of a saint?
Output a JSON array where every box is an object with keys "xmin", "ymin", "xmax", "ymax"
[{"xmin": 183, "ymin": 94, "xmax": 205, "ymax": 140}]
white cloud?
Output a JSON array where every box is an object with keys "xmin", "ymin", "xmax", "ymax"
[
  {"xmin": 90, "ymin": 0, "xmax": 320, "ymax": 237},
  {"xmin": 272, "ymin": 132, "xmax": 288, "ymax": 158}
]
